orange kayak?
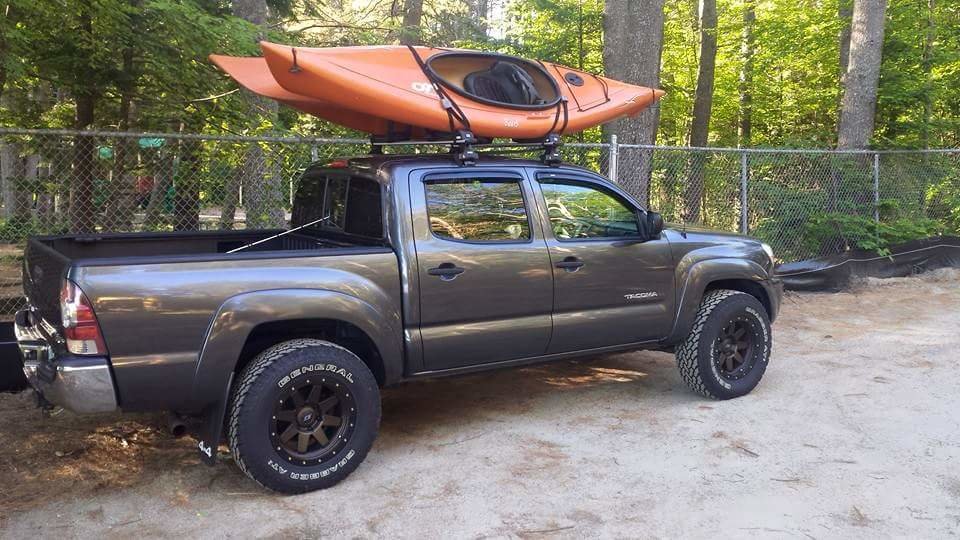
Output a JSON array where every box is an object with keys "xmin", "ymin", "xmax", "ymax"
[
  {"xmin": 209, "ymin": 55, "xmax": 435, "ymax": 137},
  {"xmin": 213, "ymin": 42, "xmax": 664, "ymax": 140}
]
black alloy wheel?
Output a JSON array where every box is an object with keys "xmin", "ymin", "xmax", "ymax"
[
  {"xmin": 272, "ymin": 377, "xmax": 356, "ymax": 465},
  {"xmin": 714, "ymin": 318, "xmax": 756, "ymax": 381}
]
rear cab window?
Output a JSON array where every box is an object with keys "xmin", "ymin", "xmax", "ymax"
[
  {"xmin": 424, "ymin": 179, "xmax": 531, "ymax": 242},
  {"xmin": 292, "ymin": 171, "xmax": 384, "ymax": 239}
]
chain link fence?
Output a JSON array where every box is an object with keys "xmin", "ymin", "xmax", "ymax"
[{"xmin": 0, "ymin": 127, "xmax": 956, "ymax": 319}]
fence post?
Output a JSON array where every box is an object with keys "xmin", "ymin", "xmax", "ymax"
[
  {"xmin": 739, "ymin": 150, "xmax": 749, "ymax": 234},
  {"xmin": 873, "ymin": 152, "xmax": 880, "ymax": 225},
  {"xmin": 608, "ymin": 134, "xmax": 619, "ymax": 183}
]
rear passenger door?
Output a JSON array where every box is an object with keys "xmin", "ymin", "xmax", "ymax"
[{"xmin": 411, "ymin": 171, "xmax": 554, "ymax": 371}]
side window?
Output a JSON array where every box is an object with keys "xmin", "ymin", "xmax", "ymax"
[
  {"xmin": 425, "ymin": 180, "xmax": 530, "ymax": 242},
  {"xmin": 540, "ymin": 181, "xmax": 640, "ymax": 239}
]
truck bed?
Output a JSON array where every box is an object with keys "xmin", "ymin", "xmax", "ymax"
[{"xmin": 23, "ymin": 229, "xmax": 387, "ymax": 328}]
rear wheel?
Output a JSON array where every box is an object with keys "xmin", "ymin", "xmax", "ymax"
[
  {"xmin": 676, "ymin": 289, "xmax": 771, "ymax": 399},
  {"xmin": 228, "ymin": 339, "xmax": 380, "ymax": 493}
]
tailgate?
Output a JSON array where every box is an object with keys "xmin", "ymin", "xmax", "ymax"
[{"xmin": 23, "ymin": 237, "xmax": 70, "ymax": 327}]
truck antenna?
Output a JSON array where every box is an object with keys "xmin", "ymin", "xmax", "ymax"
[{"xmin": 227, "ymin": 214, "xmax": 331, "ymax": 254}]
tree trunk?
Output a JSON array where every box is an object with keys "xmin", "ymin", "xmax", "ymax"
[
  {"xmin": 738, "ymin": 0, "xmax": 755, "ymax": 147},
  {"xmin": 232, "ymin": 0, "xmax": 268, "ymax": 25},
  {"xmin": 400, "ymin": 0, "xmax": 424, "ymax": 45},
  {"xmin": 36, "ymin": 161, "xmax": 54, "ymax": 231},
  {"xmin": 144, "ymin": 142, "xmax": 175, "ymax": 230},
  {"xmin": 244, "ymin": 142, "xmax": 284, "ymax": 229},
  {"xmin": 836, "ymin": 0, "xmax": 887, "ymax": 149},
  {"xmin": 0, "ymin": 143, "xmax": 25, "ymax": 223},
  {"xmin": 685, "ymin": 0, "xmax": 718, "ymax": 223},
  {"xmin": 174, "ymin": 139, "xmax": 201, "ymax": 231},
  {"xmin": 0, "ymin": 6, "xmax": 8, "ymax": 101},
  {"xmin": 105, "ymin": 47, "xmax": 137, "ymax": 232},
  {"xmin": 70, "ymin": 93, "xmax": 97, "ymax": 233},
  {"xmin": 837, "ymin": 0, "xmax": 853, "ymax": 137},
  {"xmin": 920, "ymin": 0, "xmax": 935, "ymax": 149},
  {"xmin": 473, "ymin": 0, "xmax": 489, "ymax": 34},
  {"xmin": 219, "ymin": 155, "xmax": 240, "ymax": 230},
  {"xmin": 232, "ymin": 0, "xmax": 284, "ymax": 230},
  {"xmin": 601, "ymin": 0, "xmax": 665, "ymax": 205}
]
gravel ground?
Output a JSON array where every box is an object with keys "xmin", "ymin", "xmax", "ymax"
[{"xmin": 1, "ymin": 270, "xmax": 959, "ymax": 538}]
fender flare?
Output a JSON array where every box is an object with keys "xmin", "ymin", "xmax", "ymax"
[
  {"xmin": 190, "ymin": 288, "xmax": 403, "ymax": 464},
  {"xmin": 663, "ymin": 257, "xmax": 770, "ymax": 345}
]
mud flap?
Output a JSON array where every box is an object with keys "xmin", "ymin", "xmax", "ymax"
[{"xmin": 197, "ymin": 372, "xmax": 234, "ymax": 466}]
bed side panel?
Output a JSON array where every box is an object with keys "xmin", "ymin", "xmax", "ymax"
[{"xmin": 70, "ymin": 250, "xmax": 400, "ymax": 411}]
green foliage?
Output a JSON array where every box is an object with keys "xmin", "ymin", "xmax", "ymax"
[
  {"xmin": 2, "ymin": 0, "xmax": 259, "ymax": 130},
  {"xmin": 0, "ymin": 0, "xmax": 958, "ymax": 263},
  {"xmin": 802, "ymin": 210, "xmax": 944, "ymax": 256}
]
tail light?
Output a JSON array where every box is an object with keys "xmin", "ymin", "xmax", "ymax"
[{"xmin": 60, "ymin": 279, "xmax": 107, "ymax": 356}]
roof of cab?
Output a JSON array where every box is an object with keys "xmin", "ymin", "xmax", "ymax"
[{"xmin": 304, "ymin": 153, "xmax": 600, "ymax": 184}]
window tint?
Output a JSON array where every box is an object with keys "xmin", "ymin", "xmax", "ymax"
[
  {"xmin": 425, "ymin": 180, "xmax": 530, "ymax": 242},
  {"xmin": 540, "ymin": 181, "xmax": 640, "ymax": 239},
  {"xmin": 291, "ymin": 173, "xmax": 383, "ymax": 238}
]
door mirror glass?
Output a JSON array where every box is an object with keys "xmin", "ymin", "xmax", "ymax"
[{"xmin": 645, "ymin": 211, "xmax": 664, "ymax": 239}]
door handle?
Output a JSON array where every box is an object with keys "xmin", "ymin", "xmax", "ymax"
[
  {"xmin": 554, "ymin": 256, "xmax": 584, "ymax": 272},
  {"xmin": 427, "ymin": 262, "xmax": 465, "ymax": 280}
]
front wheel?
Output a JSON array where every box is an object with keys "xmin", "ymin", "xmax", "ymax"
[
  {"xmin": 228, "ymin": 339, "xmax": 381, "ymax": 493},
  {"xmin": 676, "ymin": 289, "xmax": 772, "ymax": 399}
]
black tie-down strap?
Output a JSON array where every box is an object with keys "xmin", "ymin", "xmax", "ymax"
[
  {"xmin": 407, "ymin": 45, "xmax": 472, "ymax": 134},
  {"xmin": 545, "ymin": 96, "xmax": 569, "ymax": 139}
]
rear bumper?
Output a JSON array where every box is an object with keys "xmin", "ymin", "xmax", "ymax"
[{"xmin": 14, "ymin": 308, "xmax": 117, "ymax": 414}]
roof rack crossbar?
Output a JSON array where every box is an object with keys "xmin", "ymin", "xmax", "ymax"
[{"xmin": 367, "ymin": 131, "xmax": 564, "ymax": 166}]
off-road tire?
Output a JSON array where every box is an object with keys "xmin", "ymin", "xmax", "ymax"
[
  {"xmin": 228, "ymin": 339, "xmax": 380, "ymax": 493},
  {"xmin": 676, "ymin": 289, "xmax": 771, "ymax": 399}
]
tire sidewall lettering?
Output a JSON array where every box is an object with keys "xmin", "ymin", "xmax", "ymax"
[
  {"xmin": 268, "ymin": 449, "xmax": 356, "ymax": 481},
  {"xmin": 277, "ymin": 363, "xmax": 355, "ymax": 389},
  {"xmin": 745, "ymin": 306, "xmax": 770, "ymax": 364}
]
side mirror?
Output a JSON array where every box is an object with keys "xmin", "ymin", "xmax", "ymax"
[{"xmin": 646, "ymin": 211, "xmax": 664, "ymax": 239}]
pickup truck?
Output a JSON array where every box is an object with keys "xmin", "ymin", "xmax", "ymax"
[{"xmin": 15, "ymin": 153, "xmax": 782, "ymax": 493}]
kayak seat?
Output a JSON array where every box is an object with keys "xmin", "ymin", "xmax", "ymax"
[{"xmin": 463, "ymin": 61, "xmax": 547, "ymax": 106}]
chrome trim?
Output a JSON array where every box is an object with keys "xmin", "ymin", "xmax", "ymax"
[
  {"xmin": 14, "ymin": 308, "xmax": 118, "ymax": 414},
  {"xmin": 43, "ymin": 358, "xmax": 118, "ymax": 413}
]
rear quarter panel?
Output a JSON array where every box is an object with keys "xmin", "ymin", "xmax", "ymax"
[{"xmin": 70, "ymin": 251, "xmax": 401, "ymax": 411}]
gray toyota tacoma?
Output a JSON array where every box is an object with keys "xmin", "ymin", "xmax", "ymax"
[{"xmin": 16, "ymin": 152, "xmax": 782, "ymax": 493}]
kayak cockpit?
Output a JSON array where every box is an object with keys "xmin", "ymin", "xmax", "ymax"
[{"xmin": 425, "ymin": 52, "xmax": 561, "ymax": 110}]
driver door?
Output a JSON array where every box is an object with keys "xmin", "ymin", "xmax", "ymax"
[{"xmin": 532, "ymin": 172, "xmax": 675, "ymax": 354}]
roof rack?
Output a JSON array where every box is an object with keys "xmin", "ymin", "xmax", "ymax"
[{"xmin": 368, "ymin": 130, "xmax": 564, "ymax": 166}]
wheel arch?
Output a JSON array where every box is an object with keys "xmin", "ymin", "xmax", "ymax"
[
  {"xmin": 704, "ymin": 279, "xmax": 772, "ymax": 320},
  {"xmin": 235, "ymin": 318, "xmax": 387, "ymax": 387},
  {"xmin": 664, "ymin": 257, "xmax": 771, "ymax": 345},
  {"xmin": 189, "ymin": 288, "xmax": 402, "ymax": 465}
]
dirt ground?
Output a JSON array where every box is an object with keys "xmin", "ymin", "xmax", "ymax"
[{"xmin": 1, "ymin": 270, "xmax": 959, "ymax": 538}]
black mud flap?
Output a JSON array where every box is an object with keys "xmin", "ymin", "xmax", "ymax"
[
  {"xmin": 0, "ymin": 322, "xmax": 28, "ymax": 393},
  {"xmin": 197, "ymin": 372, "xmax": 234, "ymax": 466}
]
